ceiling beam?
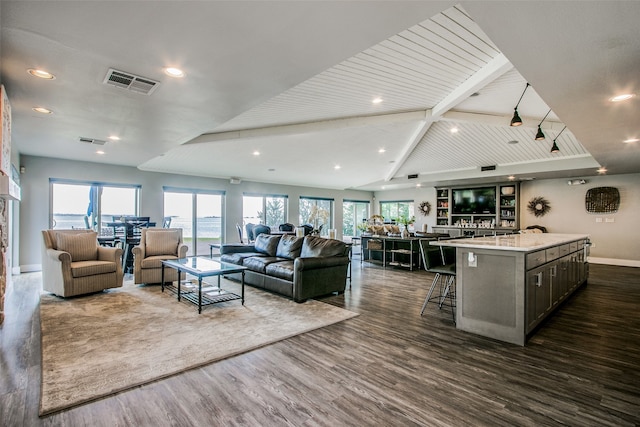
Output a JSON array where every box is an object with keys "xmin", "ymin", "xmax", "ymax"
[
  {"xmin": 432, "ymin": 53, "xmax": 513, "ymax": 117},
  {"xmin": 384, "ymin": 112, "xmax": 434, "ymax": 182}
]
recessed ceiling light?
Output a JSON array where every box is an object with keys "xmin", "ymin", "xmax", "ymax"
[
  {"xmin": 507, "ymin": 140, "xmax": 519, "ymax": 145},
  {"xmin": 253, "ymin": 150, "xmax": 260, "ymax": 156},
  {"xmin": 416, "ymin": 183, "xmax": 421, "ymax": 188},
  {"xmin": 334, "ymin": 165, "xmax": 341, "ymax": 170},
  {"xmin": 450, "ymin": 127, "xmax": 459, "ymax": 134},
  {"xmin": 623, "ymin": 138, "xmax": 638, "ymax": 143},
  {"xmin": 108, "ymin": 135, "xmax": 121, "ymax": 141},
  {"xmin": 372, "ymin": 97, "xmax": 383, "ymax": 104},
  {"xmin": 268, "ymin": 168, "xmax": 275, "ymax": 172},
  {"xmin": 27, "ymin": 68, "xmax": 55, "ymax": 80},
  {"xmin": 508, "ymin": 175, "xmax": 516, "ymax": 181},
  {"xmin": 378, "ymin": 148, "xmax": 386, "ymax": 153},
  {"xmin": 96, "ymin": 150, "xmax": 105, "ymax": 155},
  {"xmin": 609, "ymin": 93, "xmax": 635, "ymax": 102},
  {"xmin": 32, "ymin": 107, "xmax": 52, "ymax": 114},
  {"xmin": 164, "ymin": 67, "xmax": 185, "ymax": 78},
  {"xmin": 597, "ymin": 167, "xmax": 607, "ymax": 174}
]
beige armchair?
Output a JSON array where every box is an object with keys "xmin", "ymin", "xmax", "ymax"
[
  {"xmin": 41, "ymin": 229, "xmax": 124, "ymax": 297},
  {"xmin": 132, "ymin": 228, "xmax": 188, "ymax": 285}
]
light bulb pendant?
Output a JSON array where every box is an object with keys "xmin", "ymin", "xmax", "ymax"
[
  {"xmin": 535, "ymin": 126, "xmax": 545, "ymax": 140},
  {"xmin": 511, "ymin": 109, "xmax": 523, "ymax": 127},
  {"xmin": 550, "ymin": 140, "xmax": 560, "ymax": 153}
]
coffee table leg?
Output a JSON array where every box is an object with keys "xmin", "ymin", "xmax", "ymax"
[
  {"xmin": 241, "ymin": 270, "xmax": 245, "ymax": 305},
  {"xmin": 198, "ymin": 277, "xmax": 203, "ymax": 314},
  {"xmin": 161, "ymin": 264, "xmax": 165, "ymax": 292},
  {"xmin": 177, "ymin": 269, "xmax": 181, "ymax": 301}
]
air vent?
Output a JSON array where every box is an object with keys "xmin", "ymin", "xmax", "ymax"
[
  {"xmin": 79, "ymin": 137, "xmax": 106, "ymax": 146},
  {"xmin": 103, "ymin": 68, "xmax": 160, "ymax": 95},
  {"xmin": 407, "ymin": 173, "xmax": 419, "ymax": 179},
  {"xmin": 481, "ymin": 165, "xmax": 497, "ymax": 171}
]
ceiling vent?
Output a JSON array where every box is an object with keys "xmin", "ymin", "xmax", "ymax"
[
  {"xmin": 407, "ymin": 173, "xmax": 419, "ymax": 179},
  {"xmin": 103, "ymin": 68, "xmax": 160, "ymax": 95},
  {"xmin": 79, "ymin": 137, "xmax": 106, "ymax": 146},
  {"xmin": 481, "ymin": 165, "xmax": 497, "ymax": 171}
]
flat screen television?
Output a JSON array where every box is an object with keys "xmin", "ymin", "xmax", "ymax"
[{"xmin": 452, "ymin": 187, "xmax": 496, "ymax": 214}]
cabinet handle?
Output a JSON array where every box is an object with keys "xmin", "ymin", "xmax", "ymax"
[
  {"xmin": 550, "ymin": 266, "xmax": 557, "ymax": 277},
  {"xmin": 535, "ymin": 272, "xmax": 543, "ymax": 287}
]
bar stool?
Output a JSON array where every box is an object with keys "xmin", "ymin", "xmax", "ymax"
[{"xmin": 418, "ymin": 239, "xmax": 456, "ymax": 323}]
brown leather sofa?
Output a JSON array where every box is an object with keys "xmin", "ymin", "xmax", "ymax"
[{"xmin": 220, "ymin": 234, "xmax": 349, "ymax": 302}]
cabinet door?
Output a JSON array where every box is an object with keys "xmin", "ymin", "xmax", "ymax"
[{"xmin": 526, "ymin": 267, "xmax": 551, "ymax": 333}]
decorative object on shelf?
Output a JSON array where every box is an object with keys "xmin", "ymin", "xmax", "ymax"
[
  {"xmin": 501, "ymin": 186, "xmax": 515, "ymax": 195},
  {"xmin": 418, "ymin": 201, "xmax": 431, "ymax": 216},
  {"xmin": 396, "ymin": 215, "xmax": 415, "ymax": 238},
  {"xmin": 585, "ymin": 186, "xmax": 620, "ymax": 213},
  {"xmin": 527, "ymin": 196, "xmax": 551, "ymax": 217}
]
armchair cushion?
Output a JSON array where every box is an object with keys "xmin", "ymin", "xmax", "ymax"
[
  {"xmin": 145, "ymin": 230, "xmax": 179, "ymax": 256},
  {"xmin": 55, "ymin": 231, "xmax": 98, "ymax": 261},
  {"xmin": 141, "ymin": 254, "xmax": 180, "ymax": 269},
  {"xmin": 70, "ymin": 260, "xmax": 118, "ymax": 278}
]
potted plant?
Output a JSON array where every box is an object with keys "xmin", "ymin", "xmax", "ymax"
[{"xmin": 395, "ymin": 215, "xmax": 415, "ymax": 238}]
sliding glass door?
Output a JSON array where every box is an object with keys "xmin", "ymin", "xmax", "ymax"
[
  {"xmin": 51, "ymin": 180, "xmax": 139, "ymax": 231},
  {"xmin": 163, "ymin": 188, "xmax": 224, "ymax": 256}
]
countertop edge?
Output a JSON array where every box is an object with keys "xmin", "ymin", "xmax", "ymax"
[{"xmin": 430, "ymin": 233, "xmax": 590, "ymax": 252}]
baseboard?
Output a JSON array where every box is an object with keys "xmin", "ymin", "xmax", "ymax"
[
  {"xmin": 20, "ymin": 264, "xmax": 42, "ymax": 273},
  {"xmin": 588, "ymin": 257, "xmax": 640, "ymax": 268}
]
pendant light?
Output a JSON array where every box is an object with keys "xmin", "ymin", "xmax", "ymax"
[
  {"xmin": 550, "ymin": 126, "xmax": 566, "ymax": 153},
  {"xmin": 510, "ymin": 83, "xmax": 530, "ymax": 127},
  {"xmin": 535, "ymin": 109, "xmax": 552, "ymax": 140}
]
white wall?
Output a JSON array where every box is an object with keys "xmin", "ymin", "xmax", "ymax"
[
  {"xmin": 520, "ymin": 173, "xmax": 640, "ymax": 266},
  {"xmin": 373, "ymin": 186, "xmax": 438, "ymax": 232},
  {"xmin": 19, "ymin": 155, "xmax": 372, "ymax": 271}
]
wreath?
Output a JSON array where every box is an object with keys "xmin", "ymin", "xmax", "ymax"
[
  {"xmin": 527, "ymin": 196, "xmax": 551, "ymax": 217},
  {"xmin": 418, "ymin": 201, "xmax": 431, "ymax": 216}
]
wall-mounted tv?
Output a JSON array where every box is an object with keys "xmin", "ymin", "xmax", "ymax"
[{"xmin": 452, "ymin": 187, "xmax": 496, "ymax": 215}]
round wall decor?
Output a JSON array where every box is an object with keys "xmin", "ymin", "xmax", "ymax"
[
  {"xmin": 527, "ymin": 196, "xmax": 551, "ymax": 217},
  {"xmin": 418, "ymin": 201, "xmax": 431, "ymax": 216}
]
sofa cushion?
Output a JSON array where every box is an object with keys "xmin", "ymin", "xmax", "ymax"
[
  {"xmin": 300, "ymin": 236, "xmax": 347, "ymax": 258},
  {"xmin": 56, "ymin": 232, "xmax": 98, "ymax": 262},
  {"xmin": 265, "ymin": 260, "xmax": 295, "ymax": 281},
  {"xmin": 253, "ymin": 234, "xmax": 281, "ymax": 256},
  {"xmin": 145, "ymin": 230, "xmax": 179, "ymax": 257},
  {"xmin": 221, "ymin": 252, "xmax": 264, "ymax": 265},
  {"xmin": 242, "ymin": 256, "xmax": 287, "ymax": 274},
  {"xmin": 70, "ymin": 260, "xmax": 116, "ymax": 278},
  {"xmin": 276, "ymin": 235, "xmax": 303, "ymax": 259}
]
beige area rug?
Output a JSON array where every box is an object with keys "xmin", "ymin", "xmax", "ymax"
[{"xmin": 39, "ymin": 280, "xmax": 358, "ymax": 416}]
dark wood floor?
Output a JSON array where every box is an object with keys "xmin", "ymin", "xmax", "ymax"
[{"xmin": 1, "ymin": 261, "xmax": 639, "ymax": 426}]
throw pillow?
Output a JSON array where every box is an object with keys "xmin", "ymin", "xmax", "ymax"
[
  {"xmin": 254, "ymin": 234, "xmax": 281, "ymax": 257},
  {"xmin": 276, "ymin": 235, "xmax": 303, "ymax": 259},
  {"xmin": 56, "ymin": 232, "xmax": 98, "ymax": 262},
  {"xmin": 146, "ymin": 230, "xmax": 179, "ymax": 256}
]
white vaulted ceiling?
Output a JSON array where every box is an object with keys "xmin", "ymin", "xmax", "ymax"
[{"xmin": 1, "ymin": 2, "xmax": 638, "ymax": 190}]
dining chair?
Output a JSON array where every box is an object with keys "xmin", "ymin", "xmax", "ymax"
[{"xmin": 418, "ymin": 239, "xmax": 456, "ymax": 323}]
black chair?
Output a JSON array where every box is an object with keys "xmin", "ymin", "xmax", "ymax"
[
  {"xmin": 418, "ymin": 239, "xmax": 456, "ymax": 323},
  {"xmin": 279, "ymin": 223, "xmax": 294, "ymax": 232},
  {"xmin": 252, "ymin": 224, "xmax": 271, "ymax": 238},
  {"xmin": 300, "ymin": 224, "xmax": 314, "ymax": 236},
  {"xmin": 162, "ymin": 216, "xmax": 172, "ymax": 228},
  {"xmin": 245, "ymin": 223, "xmax": 256, "ymax": 242}
]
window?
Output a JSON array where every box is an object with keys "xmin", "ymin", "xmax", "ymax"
[
  {"xmin": 343, "ymin": 200, "xmax": 369, "ymax": 237},
  {"xmin": 50, "ymin": 180, "xmax": 139, "ymax": 231},
  {"xmin": 380, "ymin": 200, "xmax": 414, "ymax": 222},
  {"xmin": 242, "ymin": 194, "xmax": 287, "ymax": 229},
  {"xmin": 299, "ymin": 197, "xmax": 333, "ymax": 235},
  {"xmin": 163, "ymin": 187, "xmax": 224, "ymax": 256}
]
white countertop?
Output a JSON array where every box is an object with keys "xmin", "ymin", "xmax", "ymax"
[{"xmin": 431, "ymin": 233, "xmax": 590, "ymax": 252}]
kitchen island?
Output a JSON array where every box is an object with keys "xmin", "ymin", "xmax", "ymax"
[{"xmin": 431, "ymin": 233, "xmax": 589, "ymax": 345}]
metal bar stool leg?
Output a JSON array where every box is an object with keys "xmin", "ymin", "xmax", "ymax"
[{"xmin": 420, "ymin": 272, "xmax": 441, "ymax": 316}]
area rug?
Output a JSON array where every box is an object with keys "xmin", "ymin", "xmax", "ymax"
[{"xmin": 39, "ymin": 280, "xmax": 357, "ymax": 416}]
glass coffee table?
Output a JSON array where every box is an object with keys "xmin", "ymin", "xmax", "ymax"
[{"xmin": 161, "ymin": 257, "xmax": 247, "ymax": 313}]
